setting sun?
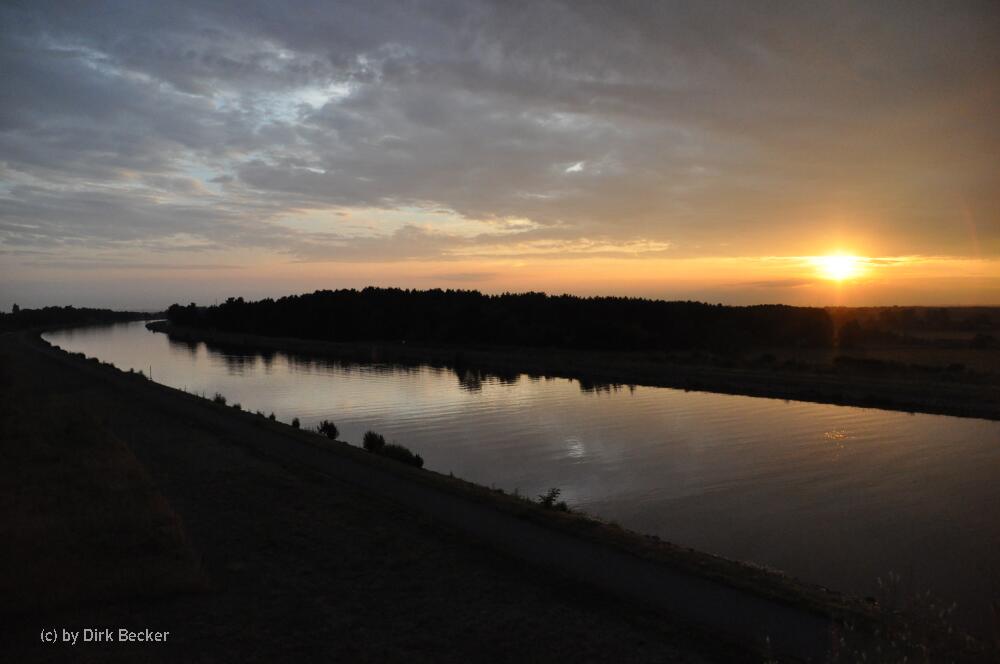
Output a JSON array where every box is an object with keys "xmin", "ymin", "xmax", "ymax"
[{"xmin": 814, "ymin": 253, "xmax": 865, "ymax": 281}]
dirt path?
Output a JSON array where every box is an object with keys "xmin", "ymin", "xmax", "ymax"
[{"xmin": 4, "ymin": 330, "xmax": 848, "ymax": 662}]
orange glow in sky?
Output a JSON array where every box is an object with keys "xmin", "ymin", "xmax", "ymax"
[
  {"xmin": 2, "ymin": 3, "xmax": 999, "ymax": 310},
  {"xmin": 813, "ymin": 254, "xmax": 866, "ymax": 282}
]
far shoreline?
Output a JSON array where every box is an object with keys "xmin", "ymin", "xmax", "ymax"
[{"xmin": 147, "ymin": 320, "xmax": 1000, "ymax": 421}]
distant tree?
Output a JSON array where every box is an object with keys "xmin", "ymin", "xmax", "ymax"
[
  {"xmin": 0, "ymin": 305, "xmax": 145, "ymax": 333},
  {"xmin": 291, "ymin": 417, "xmax": 300, "ymax": 429},
  {"xmin": 164, "ymin": 288, "xmax": 837, "ymax": 352}
]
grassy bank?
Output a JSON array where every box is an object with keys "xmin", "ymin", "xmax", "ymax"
[
  {"xmin": 150, "ymin": 320, "xmax": 1000, "ymax": 421},
  {"xmin": 0, "ymin": 338, "xmax": 206, "ymax": 617}
]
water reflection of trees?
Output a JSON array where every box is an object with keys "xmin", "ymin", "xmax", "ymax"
[
  {"xmin": 181, "ymin": 334, "xmax": 532, "ymax": 391},
  {"xmin": 281, "ymin": 353, "xmax": 426, "ymax": 379},
  {"xmin": 177, "ymin": 332, "xmax": 637, "ymax": 396},
  {"xmin": 260, "ymin": 348, "xmax": 276, "ymax": 373},
  {"xmin": 452, "ymin": 366, "xmax": 521, "ymax": 393},
  {"xmin": 577, "ymin": 378, "xmax": 635, "ymax": 394},
  {"xmin": 167, "ymin": 337, "xmax": 200, "ymax": 357},
  {"xmin": 220, "ymin": 352, "xmax": 258, "ymax": 375}
]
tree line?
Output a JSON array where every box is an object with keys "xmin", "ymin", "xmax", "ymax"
[
  {"xmin": 166, "ymin": 288, "xmax": 835, "ymax": 352},
  {"xmin": 0, "ymin": 305, "xmax": 150, "ymax": 332}
]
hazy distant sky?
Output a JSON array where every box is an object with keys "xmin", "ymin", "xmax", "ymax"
[{"xmin": 2, "ymin": 0, "xmax": 998, "ymax": 308}]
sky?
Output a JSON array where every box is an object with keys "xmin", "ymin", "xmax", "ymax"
[{"xmin": 1, "ymin": 0, "xmax": 998, "ymax": 310}]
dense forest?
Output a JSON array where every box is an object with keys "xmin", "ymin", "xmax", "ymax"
[
  {"xmin": 166, "ymin": 288, "xmax": 835, "ymax": 352},
  {"xmin": 0, "ymin": 305, "xmax": 150, "ymax": 332}
]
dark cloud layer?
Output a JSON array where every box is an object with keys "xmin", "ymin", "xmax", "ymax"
[{"xmin": 1, "ymin": 0, "xmax": 998, "ymax": 265}]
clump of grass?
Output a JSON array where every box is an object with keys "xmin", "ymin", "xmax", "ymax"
[
  {"xmin": 291, "ymin": 417, "xmax": 300, "ymax": 429},
  {"xmin": 363, "ymin": 430, "xmax": 386, "ymax": 452},
  {"xmin": 362, "ymin": 430, "xmax": 423, "ymax": 468},
  {"xmin": 268, "ymin": 412, "xmax": 276, "ymax": 421},
  {"xmin": 824, "ymin": 570, "xmax": 990, "ymax": 663},
  {"xmin": 381, "ymin": 443, "xmax": 424, "ymax": 468},
  {"xmin": 316, "ymin": 419, "xmax": 339, "ymax": 440},
  {"xmin": 231, "ymin": 402, "xmax": 241, "ymax": 411},
  {"xmin": 212, "ymin": 392, "xmax": 227, "ymax": 406},
  {"xmin": 538, "ymin": 487, "xmax": 569, "ymax": 512}
]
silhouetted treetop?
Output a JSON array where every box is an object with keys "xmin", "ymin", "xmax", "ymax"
[{"xmin": 167, "ymin": 288, "xmax": 835, "ymax": 352}]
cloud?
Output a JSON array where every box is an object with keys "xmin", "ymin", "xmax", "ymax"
[{"xmin": 0, "ymin": 0, "xmax": 997, "ymax": 270}]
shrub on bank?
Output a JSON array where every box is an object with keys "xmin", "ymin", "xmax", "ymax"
[
  {"xmin": 212, "ymin": 392, "xmax": 227, "ymax": 405},
  {"xmin": 362, "ymin": 430, "xmax": 423, "ymax": 468},
  {"xmin": 291, "ymin": 417, "xmax": 300, "ymax": 429},
  {"xmin": 381, "ymin": 443, "xmax": 424, "ymax": 468},
  {"xmin": 317, "ymin": 420, "xmax": 339, "ymax": 440},
  {"xmin": 362, "ymin": 430, "xmax": 386, "ymax": 452},
  {"xmin": 538, "ymin": 487, "xmax": 569, "ymax": 512}
]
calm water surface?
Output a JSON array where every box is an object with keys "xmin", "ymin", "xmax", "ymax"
[{"xmin": 46, "ymin": 321, "xmax": 1000, "ymax": 629}]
